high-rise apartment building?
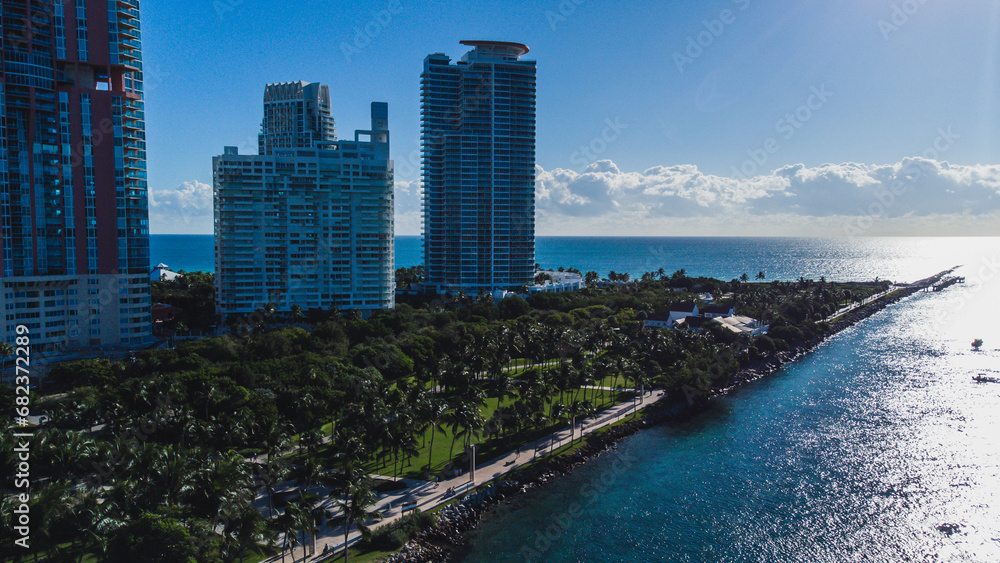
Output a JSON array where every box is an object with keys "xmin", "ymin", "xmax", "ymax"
[
  {"xmin": 1, "ymin": 0, "xmax": 151, "ymax": 353},
  {"xmin": 421, "ymin": 40, "xmax": 536, "ymax": 294},
  {"xmin": 214, "ymin": 85, "xmax": 394, "ymax": 319},
  {"xmin": 258, "ymin": 81, "xmax": 336, "ymax": 155}
]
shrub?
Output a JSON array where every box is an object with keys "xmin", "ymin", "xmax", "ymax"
[
  {"xmin": 498, "ymin": 295, "xmax": 531, "ymax": 319},
  {"xmin": 367, "ymin": 510, "xmax": 436, "ymax": 550},
  {"xmin": 769, "ymin": 325, "xmax": 805, "ymax": 344}
]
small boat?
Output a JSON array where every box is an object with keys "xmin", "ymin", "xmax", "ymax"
[{"xmin": 973, "ymin": 374, "xmax": 998, "ymax": 383}]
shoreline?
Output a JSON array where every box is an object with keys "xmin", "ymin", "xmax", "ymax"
[{"xmin": 377, "ymin": 271, "xmax": 956, "ymax": 563}]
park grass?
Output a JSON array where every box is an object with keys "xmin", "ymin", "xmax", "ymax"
[
  {"xmin": 362, "ymin": 395, "xmax": 508, "ymax": 480},
  {"xmin": 299, "ymin": 357, "xmax": 641, "ymax": 483},
  {"xmin": 310, "ymin": 543, "xmax": 394, "ymax": 563},
  {"xmin": 357, "ymin": 386, "xmax": 629, "ymax": 481},
  {"xmin": 292, "ymin": 385, "xmax": 628, "ymax": 479},
  {"xmin": 594, "ymin": 373, "xmax": 635, "ymax": 390}
]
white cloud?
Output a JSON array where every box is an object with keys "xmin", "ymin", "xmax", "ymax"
[
  {"xmin": 164, "ymin": 159, "xmax": 1000, "ymax": 237},
  {"xmin": 149, "ymin": 181, "xmax": 213, "ymax": 234},
  {"xmin": 394, "ymin": 179, "xmax": 422, "ymax": 235},
  {"xmin": 535, "ymin": 159, "xmax": 1000, "ymax": 236}
]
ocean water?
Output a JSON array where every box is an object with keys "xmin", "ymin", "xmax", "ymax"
[
  {"xmin": 462, "ymin": 241, "xmax": 1000, "ymax": 563},
  {"xmin": 150, "ymin": 235, "xmax": 216, "ymax": 273},
  {"xmin": 149, "ymin": 235, "xmax": 995, "ymax": 284}
]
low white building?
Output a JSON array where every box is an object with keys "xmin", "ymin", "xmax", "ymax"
[
  {"xmin": 529, "ymin": 270, "xmax": 584, "ymax": 294},
  {"xmin": 700, "ymin": 304, "xmax": 735, "ymax": 319},
  {"xmin": 644, "ymin": 313, "xmax": 673, "ymax": 329},
  {"xmin": 643, "ymin": 302, "xmax": 699, "ymax": 329},
  {"xmin": 667, "ymin": 302, "xmax": 698, "ymax": 324},
  {"xmin": 714, "ymin": 315, "xmax": 769, "ymax": 336},
  {"xmin": 151, "ymin": 264, "xmax": 183, "ymax": 282}
]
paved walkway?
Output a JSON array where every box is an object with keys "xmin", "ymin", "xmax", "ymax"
[
  {"xmin": 823, "ymin": 286, "xmax": 897, "ymax": 323},
  {"xmin": 264, "ymin": 388, "xmax": 668, "ymax": 562}
]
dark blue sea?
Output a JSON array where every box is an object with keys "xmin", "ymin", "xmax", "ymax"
[{"xmin": 149, "ymin": 235, "xmax": 992, "ymax": 284}]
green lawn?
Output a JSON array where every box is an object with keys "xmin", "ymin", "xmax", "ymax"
[
  {"xmin": 356, "ymin": 386, "xmax": 629, "ymax": 481},
  {"xmin": 594, "ymin": 373, "xmax": 635, "ymax": 390},
  {"xmin": 361, "ymin": 395, "xmax": 507, "ymax": 480}
]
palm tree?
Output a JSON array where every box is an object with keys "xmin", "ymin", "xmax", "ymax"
[
  {"xmin": 304, "ymin": 492, "xmax": 330, "ymax": 557},
  {"xmin": 0, "ymin": 341, "xmax": 13, "ymax": 361},
  {"xmin": 387, "ymin": 414, "xmax": 419, "ymax": 481},
  {"xmin": 257, "ymin": 458, "xmax": 289, "ymax": 519},
  {"xmin": 272, "ymin": 507, "xmax": 299, "ymax": 563},
  {"xmin": 454, "ymin": 392, "xmax": 486, "ymax": 459},
  {"xmin": 29, "ymin": 482, "xmax": 73, "ymax": 561},
  {"xmin": 261, "ymin": 302, "xmax": 277, "ymax": 329},
  {"xmin": 549, "ymin": 402, "xmax": 567, "ymax": 449},
  {"xmin": 138, "ymin": 443, "xmax": 192, "ymax": 508},
  {"xmin": 289, "ymin": 493, "xmax": 324, "ymax": 561},
  {"xmin": 444, "ymin": 407, "xmax": 463, "ymax": 464},
  {"xmin": 334, "ymin": 481, "xmax": 380, "ymax": 563},
  {"xmin": 422, "ymin": 399, "xmax": 447, "ymax": 473},
  {"xmin": 568, "ymin": 400, "xmax": 588, "ymax": 443},
  {"xmin": 219, "ymin": 504, "xmax": 272, "ymax": 563},
  {"xmin": 74, "ymin": 493, "xmax": 121, "ymax": 562},
  {"xmin": 757, "ymin": 271, "xmax": 766, "ymax": 280},
  {"xmin": 516, "ymin": 321, "xmax": 539, "ymax": 371}
]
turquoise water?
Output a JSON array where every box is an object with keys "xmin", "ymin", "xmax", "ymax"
[
  {"xmin": 149, "ymin": 235, "xmax": 994, "ymax": 284},
  {"xmin": 462, "ymin": 243, "xmax": 1000, "ymax": 562}
]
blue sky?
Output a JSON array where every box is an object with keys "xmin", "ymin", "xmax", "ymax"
[{"xmin": 143, "ymin": 0, "xmax": 1000, "ymax": 235}]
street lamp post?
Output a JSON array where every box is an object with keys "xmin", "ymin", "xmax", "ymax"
[{"xmin": 468, "ymin": 444, "xmax": 476, "ymax": 483}]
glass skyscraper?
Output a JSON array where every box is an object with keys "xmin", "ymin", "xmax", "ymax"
[
  {"xmin": 421, "ymin": 40, "xmax": 536, "ymax": 294},
  {"xmin": 1, "ymin": 0, "xmax": 151, "ymax": 354}
]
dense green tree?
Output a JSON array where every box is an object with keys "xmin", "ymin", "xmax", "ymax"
[
  {"xmin": 106, "ymin": 513, "xmax": 203, "ymax": 562},
  {"xmin": 498, "ymin": 295, "xmax": 531, "ymax": 320}
]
